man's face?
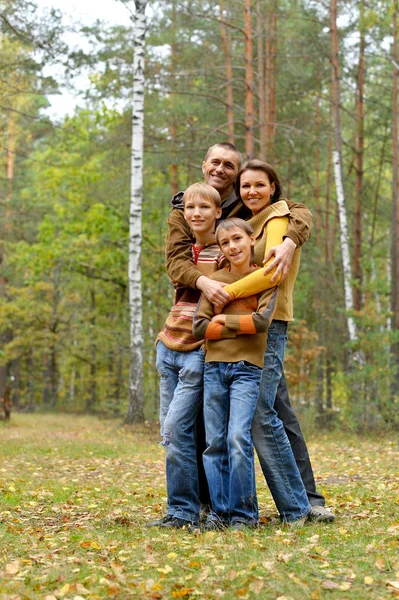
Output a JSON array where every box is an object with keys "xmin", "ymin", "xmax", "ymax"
[{"xmin": 202, "ymin": 147, "xmax": 241, "ymax": 198}]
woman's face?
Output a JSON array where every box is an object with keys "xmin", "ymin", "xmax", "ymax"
[{"xmin": 240, "ymin": 169, "xmax": 275, "ymax": 215}]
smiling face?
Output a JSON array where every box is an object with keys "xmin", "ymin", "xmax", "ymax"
[
  {"xmin": 202, "ymin": 147, "xmax": 241, "ymax": 199},
  {"xmin": 239, "ymin": 169, "xmax": 275, "ymax": 215},
  {"xmin": 184, "ymin": 195, "xmax": 222, "ymax": 242},
  {"xmin": 217, "ymin": 226, "xmax": 255, "ymax": 275}
]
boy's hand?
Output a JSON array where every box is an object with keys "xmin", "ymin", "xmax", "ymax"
[
  {"xmin": 263, "ymin": 237, "xmax": 297, "ymax": 283},
  {"xmin": 211, "ymin": 314, "xmax": 227, "ymax": 325},
  {"xmin": 196, "ymin": 276, "xmax": 232, "ymax": 307}
]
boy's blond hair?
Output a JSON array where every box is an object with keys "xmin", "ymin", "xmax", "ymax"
[{"xmin": 183, "ymin": 182, "xmax": 222, "ymax": 209}]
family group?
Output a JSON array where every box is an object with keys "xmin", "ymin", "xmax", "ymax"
[{"xmin": 149, "ymin": 143, "xmax": 334, "ymax": 531}]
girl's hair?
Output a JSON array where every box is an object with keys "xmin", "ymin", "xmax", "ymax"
[
  {"xmin": 215, "ymin": 218, "xmax": 255, "ymax": 264},
  {"xmin": 235, "ymin": 159, "xmax": 282, "ymax": 204},
  {"xmin": 183, "ymin": 182, "xmax": 222, "ymax": 208}
]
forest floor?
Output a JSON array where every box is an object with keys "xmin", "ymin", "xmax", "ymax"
[{"xmin": 1, "ymin": 414, "xmax": 399, "ymax": 600}]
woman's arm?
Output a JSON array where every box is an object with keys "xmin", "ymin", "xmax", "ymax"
[{"xmin": 222, "ymin": 217, "xmax": 288, "ymax": 301}]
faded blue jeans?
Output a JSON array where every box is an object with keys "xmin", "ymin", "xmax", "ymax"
[
  {"xmin": 156, "ymin": 341, "xmax": 205, "ymax": 523},
  {"xmin": 252, "ymin": 320, "xmax": 311, "ymax": 522},
  {"xmin": 203, "ymin": 360, "xmax": 261, "ymax": 525}
]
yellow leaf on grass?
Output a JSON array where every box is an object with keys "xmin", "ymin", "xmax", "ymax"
[
  {"xmin": 5, "ymin": 561, "xmax": 19, "ymax": 575},
  {"xmin": 55, "ymin": 584, "xmax": 70, "ymax": 597},
  {"xmin": 364, "ymin": 576, "xmax": 374, "ymax": 585},
  {"xmin": 339, "ymin": 582, "xmax": 352, "ymax": 591},
  {"xmin": 157, "ymin": 564, "xmax": 173, "ymax": 575},
  {"xmin": 167, "ymin": 552, "xmax": 178, "ymax": 559},
  {"xmin": 44, "ymin": 596, "xmax": 57, "ymax": 600}
]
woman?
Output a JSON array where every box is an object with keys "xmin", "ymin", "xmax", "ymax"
[{"xmin": 221, "ymin": 159, "xmax": 311, "ymax": 523}]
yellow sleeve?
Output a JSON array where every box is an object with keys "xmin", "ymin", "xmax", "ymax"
[{"xmin": 223, "ymin": 217, "xmax": 288, "ymax": 300}]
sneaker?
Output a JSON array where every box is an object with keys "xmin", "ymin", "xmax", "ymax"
[
  {"xmin": 161, "ymin": 517, "xmax": 199, "ymax": 531},
  {"xmin": 230, "ymin": 520, "xmax": 258, "ymax": 531},
  {"xmin": 146, "ymin": 514, "xmax": 174, "ymax": 528},
  {"xmin": 201, "ymin": 517, "xmax": 228, "ymax": 532},
  {"xmin": 308, "ymin": 505, "xmax": 335, "ymax": 523}
]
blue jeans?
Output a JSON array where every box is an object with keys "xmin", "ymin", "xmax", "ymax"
[
  {"xmin": 156, "ymin": 341, "xmax": 205, "ymax": 523},
  {"xmin": 251, "ymin": 321, "xmax": 311, "ymax": 522},
  {"xmin": 203, "ymin": 361, "xmax": 261, "ymax": 524}
]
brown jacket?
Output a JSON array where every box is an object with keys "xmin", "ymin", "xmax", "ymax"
[{"xmin": 165, "ymin": 190, "xmax": 312, "ymax": 290}]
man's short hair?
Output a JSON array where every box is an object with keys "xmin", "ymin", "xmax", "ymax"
[
  {"xmin": 183, "ymin": 182, "xmax": 222, "ymax": 208},
  {"xmin": 203, "ymin": 143, "xmax": 243, "ymax": 167}
]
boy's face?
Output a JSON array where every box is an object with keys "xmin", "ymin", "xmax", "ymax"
[
  {"xmin": 184, "ymin": 196, "xmax": 222, "ymax": 237},
  {"xmin": 217, "ymin": 226, "xmax": 255, "ymax": 271}
]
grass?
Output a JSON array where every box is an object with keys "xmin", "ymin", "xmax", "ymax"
[{"xmin": 1, "ymin": 414, "xmax": 399, "ymax": 599}]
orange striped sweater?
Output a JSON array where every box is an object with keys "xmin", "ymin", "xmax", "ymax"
[
  {"xmin": 156, "ymin": 243, "xmax": 221, "ymax": 352},
  {"xmin": 193, "ymin": 269, "xmax": 278, "ymax": 368}
]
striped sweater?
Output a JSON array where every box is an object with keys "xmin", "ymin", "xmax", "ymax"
[
  {"xmin": 193, "ymin": 269, "xmax": 278, "ymax": 368},
  {"xmin": 156, "ymin": 243, "xmax": 221, "ymax": 352}
]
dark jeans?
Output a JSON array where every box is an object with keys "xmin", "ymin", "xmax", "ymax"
[{"xmin": 197, "ymin": 370, "xmax": 325, "ymax": 508}]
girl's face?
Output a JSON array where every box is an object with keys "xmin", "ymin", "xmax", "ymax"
[
  {"xmin": 217, "ymin": 226, "xmax": 255, "ymax": 274},
  {"xmin": 240, "ymin": 169, "xmax": 275, "ymax": 215}
]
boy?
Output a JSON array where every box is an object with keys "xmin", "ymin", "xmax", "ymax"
[
  {"xmin": 151, "ymin": 182, "xmax": 222, "ymax": 529},
  {"xmin": 193, "ymin": 218, "xmax": 277, "ymax": 530}
]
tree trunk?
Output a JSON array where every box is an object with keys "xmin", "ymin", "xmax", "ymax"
[
  {"xmin": 330, "ymin": 0, "xmax": 359, "ymax": 348},
  {"xmin": 257, "ymin": 0, "xmax": 265, "ymax": 159},
  {"xmin": 220, "ymin": 0, "xmax": 234, "ymax": 143},
  {"xmin": 353, "ymin": 0, "xmax": 365, "ymax": 311},
  {"xmin": 265, "ymin": 0, "xmax": 278, "ymax": 161},
  {"xmin": 126, "ymin": 0, "xmax": 147, "ymax": 424},
  {"xmin": 391, "ymin": 0, "xmax": 399, "ymax": 396},
  {"xmin": 170, "ymin": 0, "xmax": 179, "ymax": 196},
  {"xmin": 244, "ymin": 0, "xmax": 254, "ymax": 158}
]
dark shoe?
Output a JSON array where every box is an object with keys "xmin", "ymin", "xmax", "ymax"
[
  {"xmin": 146, "ymin": 514, "xmax": 174, "ymax": 528},
  {"xmin": 230, "ymin": 520, "xmax": 258, "ymax": 531},
  {"xmin": 161, "ymin": 517, "xmax": 199, "ymax": 531},
  {"xmin": 201, "ymin": 517, "xmax": 228, "ymax": 532},
  {"xmin": 308, "ymin": 505, "xmax": 335, "ymax": 523}
]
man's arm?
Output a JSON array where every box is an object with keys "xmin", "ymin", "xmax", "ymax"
[
  {"xmin": 165, "ymin": 208, "xmax": 232, "ymax": 305},
  {"xmin": 263, "ymin": 201, "xmax": 312, "ymax": 282},
  {"xmin": 284, "ymin": 201, "xmax": 313, "ymax": 248}
]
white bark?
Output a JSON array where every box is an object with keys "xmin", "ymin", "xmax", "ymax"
[
  {"xmin": 333, "ymin": 150, "xmax": 358, "ymax": 344},
  {"xmin": 126, "ymin": 0, "xmax": 147, "ymax": 424}
]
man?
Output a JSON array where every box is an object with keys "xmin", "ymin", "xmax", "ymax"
[{"xmin": 165, "ymin": 143, "xmax": 334, "ymax": 522}]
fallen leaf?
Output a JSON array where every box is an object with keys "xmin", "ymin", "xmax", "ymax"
[
  {"xmin": 249, "ymin": 580, "xmax": 264, "ymax": 595},
  {"xmin": 321, "ymin": 581, "xmax": 340, "ymax": 590},
  {"xmin": 339, "ymin": 582, "xmax": 351, "ymax": 591},
  {"xmin": 54, "ymin": 584, "xmax": 70, "ymax": 597},
  {"xmin": 387, "ymin": 581, "xmax": 399, "ymax": 590},
  {"xmin": 156, "ymin": 564, "xmax": 173, "ymax": 575},
  {"xmin": 375, "ymin": 558, "xmax": 387, "ymax": 571},
  {"xmin": 364, "ymin": 576, "xmax": 374, "ymax": 585},
  {"xmin": 5, "ymin": 561, "xmax": 19, "ymax": 575}
]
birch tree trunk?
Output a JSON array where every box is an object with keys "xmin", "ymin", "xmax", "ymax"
[
  {"xmin": 126, "ymin": 0, "xmax": 147, "ymax": 424},
  {"xmin": 391, "ymin": 0, "xmax": 399, "ymax": 396},
  {"xmin": 330, "ymin": 0, "xmax": 360, "ymax": 350}
]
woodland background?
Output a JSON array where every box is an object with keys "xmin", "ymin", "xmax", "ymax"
[{"xmin": 0, "ymin": 0, "xmax": 398, "ymax": 430}]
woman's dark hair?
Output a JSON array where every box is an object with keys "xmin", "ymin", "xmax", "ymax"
[{"xmin": 235, "ymin": 159, "xmax": 282, "ymax": 204}]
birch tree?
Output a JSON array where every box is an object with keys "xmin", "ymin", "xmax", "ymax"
[
  {"xmin": 330, "ymin": 0, "xmax": 360, "ymax": 351},
  {"xmin": 125, "ymin": 0, "xmax": 147, "ymax": 424}
]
